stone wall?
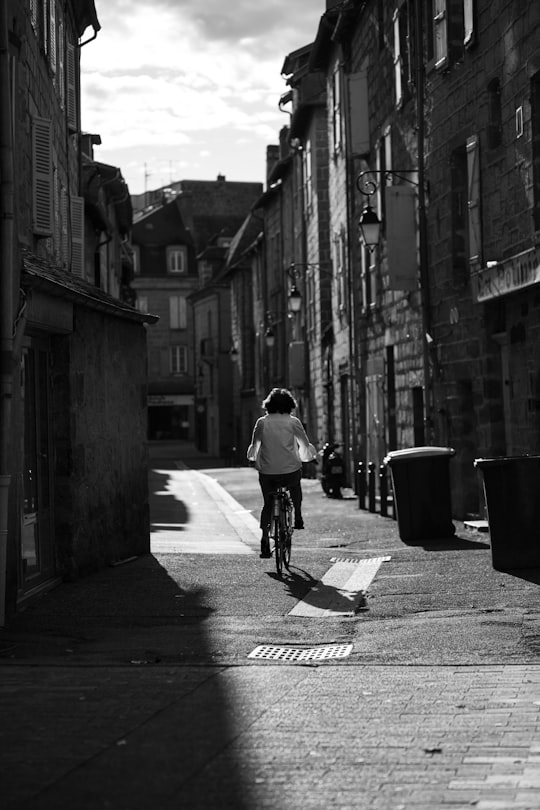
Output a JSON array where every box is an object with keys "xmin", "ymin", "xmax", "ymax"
[{"xmin": 53, "ymin": 308, "xmax": 149, "ymax": 577}]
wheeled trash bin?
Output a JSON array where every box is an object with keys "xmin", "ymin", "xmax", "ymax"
[
  {"xmin": 384, "ymin": 447, "xmax": 456, "ymax": 543},
  {"xmin": 474, "ymin": 455, "xmax": 540, "ymax": 570}
]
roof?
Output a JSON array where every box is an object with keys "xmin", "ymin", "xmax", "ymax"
[
  {"xmin": 132, "ymin": 199, "xmax": 193, "ymax": 247},
  {"xmin": 22, "ymin": 252, "xmax": 158, "ymax": 325},
  {"xmin": 226, "ymin": 214, "xmax": 263, "ymax": 271}
]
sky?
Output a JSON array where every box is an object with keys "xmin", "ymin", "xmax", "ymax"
[{"xmin": 80, "ymin": 0, "xmax": 326, "ymax": 196}]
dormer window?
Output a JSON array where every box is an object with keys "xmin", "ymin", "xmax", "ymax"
[{"xmin": 167, "ymin": 246, "xmax": 187, "ymax": 274}]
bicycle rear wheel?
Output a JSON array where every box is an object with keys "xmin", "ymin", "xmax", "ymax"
[
  {"xmin": 282, "ymin": 526, "xmax": 291, "ymax": 570},
  {"xmin": 272, "ymin": 517, "xmax": 283, "ymax": 576}
]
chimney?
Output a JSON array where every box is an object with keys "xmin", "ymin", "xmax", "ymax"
[{"xmin": 266, "ymin": 145, "xmax": 279, "ymax": 183}]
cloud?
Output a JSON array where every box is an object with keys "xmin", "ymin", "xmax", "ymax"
[{"xmin": 82, "ymin": 0, "xmax": 324, "ymax": 192}]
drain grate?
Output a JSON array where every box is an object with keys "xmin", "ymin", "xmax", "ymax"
[{"xmin": 248, "ymin": 643, "xmax": 353, "ymax": 662}]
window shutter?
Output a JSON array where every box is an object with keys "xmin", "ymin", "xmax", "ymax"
[
  {"xmin": 393, "ymin": 11, "xmax": 403, "ymax": 106},
  {"xmin": 466, "ymin": 135, "xmax": 482, "ymax": 266},
  {"xmin": 32, "ymin": 117, "xmax": 53, "ymax": 236},
  {"xmin": 57, "ymin": 21, "xmax": 65, "ymax": 107},
  {"xmin": 169, "ymin": 296, "xmax": 179, "ymax": 329},
  {"xmin": 347, "ymin": 71, "xmax": 369, "ymax": 155},
  {"xmin": 434, "ymin": 0, "xmax": 448, "ymax": 68},
  {"xmin": 30, "ymin": 0, "xmax": 38, "ymax": 31},
  {"xmin": 49, "ymin": 1, "xmax": 57, "ymax": 73},
  {"xmin": 464, "ymin": 0, "xmax": 475, "ymax": 45},
  {"xmin": 66, "ymin": 43, "xmax": 77, "ymax": 131},
  {"xmin": 60, "ymin": 186, "xmax": 69, "ymax": 267},
  {"xmin": 70, "ymin": 196, "xmax": 85, "ymax": 276}
]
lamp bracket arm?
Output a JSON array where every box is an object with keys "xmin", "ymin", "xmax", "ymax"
[{"xmin": 356, "ymin": 169, "xmax": 420, "ymax": 197}]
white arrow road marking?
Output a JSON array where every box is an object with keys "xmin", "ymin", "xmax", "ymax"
[
  {"xmin": 289, "ymin": 556, "xmax": 391, "ymax": 618},
  {"xmin": 151, "ymin": 469, "xmax": 259, "ymax": 555}
]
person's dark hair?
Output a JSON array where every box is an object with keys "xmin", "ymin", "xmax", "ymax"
[{"xmin": 263, "ymin": 387, "xmax": 297, "ymax": 414}]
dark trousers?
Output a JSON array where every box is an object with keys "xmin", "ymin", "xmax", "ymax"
[{"xmin": 258, "ymin": 469, "xmax": 302, "ymax": 534}]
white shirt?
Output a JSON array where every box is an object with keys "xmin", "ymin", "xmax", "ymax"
[{"xmin": 247, "ymin": 413, "xmax": 317, "ymax": 475}]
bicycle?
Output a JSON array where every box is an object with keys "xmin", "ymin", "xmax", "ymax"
[{"xmin": 267, "ymin": 485, "xmax": 293, "ymax": 576}]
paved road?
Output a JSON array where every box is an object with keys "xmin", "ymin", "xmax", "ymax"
[{"xmin": 1, "ymin": 444, "xmax": 540, "ymax": 809}]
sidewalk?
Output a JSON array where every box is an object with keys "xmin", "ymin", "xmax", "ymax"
[{"xmin": 1, "ymin": 457, "xmax": 540, "ymax": 809}]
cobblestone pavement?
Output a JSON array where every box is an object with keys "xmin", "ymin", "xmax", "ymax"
[
  {"xmin": 1, "ymin": 448, "xmax": 540, "ymax": 809},
  {"xmin": 2, "ymin": 663, "xmax": 540, "ymax": 809}
]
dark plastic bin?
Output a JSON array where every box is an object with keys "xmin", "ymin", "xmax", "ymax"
[
  {"xmin": 474, "ymin": 455, "xmax": 540, "ymax": 570},
  {"xmin": 384, "ymin": 446, "xmax": 456, "ymax": 542}
]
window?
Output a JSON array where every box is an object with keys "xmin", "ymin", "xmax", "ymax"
[
  {"xmin": 451, "ymin": 136, "xmax": 482, "ymax": 276},
  {"xmin": 393, "ymin": 3, "xmax": 415, "ymax": 107},
  {"xmin": 136, "ymin": 296, "xmax": 148, "ymax": 313},
  {"xmin": 170, "ymin": 346, "xmax": 188, "ymax": 375},
  {"xmin": 428, "ymin": 1, "xmax": 472, "ymax": 67},
  {"xmin": 167, "ymin": 246, "xmax": 186, "ymax": 274},
  {"xmin": 333, "ymin": 229, "xmax": 347, "ymax": 315},
  {"xmin": 532, "ymin": 71, "xmax": 540, "ymax": 230},
  {"xmin": 169, "ymin": 295, "xmax": 187, "ymax": 330},
  {"xmin": 132, "ymin": 245, "xmax": 140, "ymax": 275},
  {"xmin": 331, "ymin": 63, "xmax": 342, "ymax": 155}
]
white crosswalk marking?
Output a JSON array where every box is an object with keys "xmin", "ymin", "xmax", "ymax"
[{"xmin": 289, "ymin": 556, "xmax": 391, "ymax": 617}]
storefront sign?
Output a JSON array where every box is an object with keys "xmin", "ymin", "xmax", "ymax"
[
  {"xmin": 472, "ymin": 247, "xmax": 540, "ymax": 302},
  {"xmin": 148, "ymin": 394, "xmax": 194, "ymax": 407}
]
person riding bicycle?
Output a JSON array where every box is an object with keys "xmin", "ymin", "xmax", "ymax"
[{"xmin": 247, "ymin": 388, "xmax": 317, "ymax": 558}]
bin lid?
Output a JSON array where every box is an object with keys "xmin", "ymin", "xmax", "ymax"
[
  {"xmin": 474, "ymin": 454, "xmax": 540, "ymax": 468},
  {"xmin": 384, "ymin": 446, "xmax": 455, "ymax": 465}
]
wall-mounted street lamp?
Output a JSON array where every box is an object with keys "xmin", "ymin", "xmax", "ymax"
[
  {"xmin": 356, "ymin": 170, "xmax": 419, "ymax": 251},
  {"xmin": 265, "ymin": 326, "xmax": 275, "ymax": 348},
  {"xmin": 288, "ymin": 285, "xmax": 302, "ymax": 313}
]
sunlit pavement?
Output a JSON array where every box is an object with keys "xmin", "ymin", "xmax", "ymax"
[{"xmin": 1, "ymin": 444, "xmax": 540, "ymax": 809}]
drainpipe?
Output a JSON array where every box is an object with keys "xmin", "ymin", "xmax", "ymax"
[
  {"xmin": 415, "ymin": 0, "xmax": 433, "ymax": 443},
  {"xmin": 0, "ymin": 1, "xmax": 15, "ymax": 626}
]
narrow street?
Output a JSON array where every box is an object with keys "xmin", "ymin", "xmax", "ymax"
[{"xmin": 1, "ymin": 443, "xmax": 540, "ymax": 809}]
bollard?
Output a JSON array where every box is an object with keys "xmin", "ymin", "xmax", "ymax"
[
  {"xmin": 368, "ymin": 462, "xmax": 376, "ymax": 512},
  {"xmin": 379, "ymin": 464, "xmax": 388, "ymax": 517},
  {"xmin": 357, "ymin": 461, "xmax": 366, "ymax": 510}
]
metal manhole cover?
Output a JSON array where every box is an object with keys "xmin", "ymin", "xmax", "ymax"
[{"xmin": 248, "ymin": 643, "xmax": 353, "ymax": 662}]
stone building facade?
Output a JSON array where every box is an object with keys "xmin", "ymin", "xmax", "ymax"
[
  {"xmin": 426, "ymin": 0, "xmax": 540, "ymax": 516},
  {"xmin": 0, "ymin": 1, "xmax": 156, "ymax": 621}
]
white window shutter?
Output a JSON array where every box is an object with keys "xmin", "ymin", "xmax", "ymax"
[
  {"xmin": 32, "ymin": 117, "xmax": 53, "ymax": 236},
  {"xmin": 66, "ymin": 43, "xmax": 77, "ymax": 131},
  {"xmin": 70, "ymin": 196, "xmax": 85, "ymax": 277},
  {"xmin": 49, "ymin": 1, "xmax": 57, "ymax": 73},
  {"xmin": 393, "ymin": 11, "xmax": 402, "ymax": 106}
]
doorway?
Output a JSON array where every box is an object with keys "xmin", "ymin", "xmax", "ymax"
[{"xmin": 21, "ymin": 340, "xmax": 55, "ymax": 595}]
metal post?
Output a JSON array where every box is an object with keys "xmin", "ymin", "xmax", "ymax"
[
  {"xmin": 357, "ymin": 461, "xmax": 365, "ymax": 510},
  {"xmin": 368, "ymin": 462, "xmax": 376, "ymax": 512}
]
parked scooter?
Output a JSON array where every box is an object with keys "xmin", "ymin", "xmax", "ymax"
[{"xmin": 320, "ymin": 443, "xmax": 345, "ymax": 498}]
